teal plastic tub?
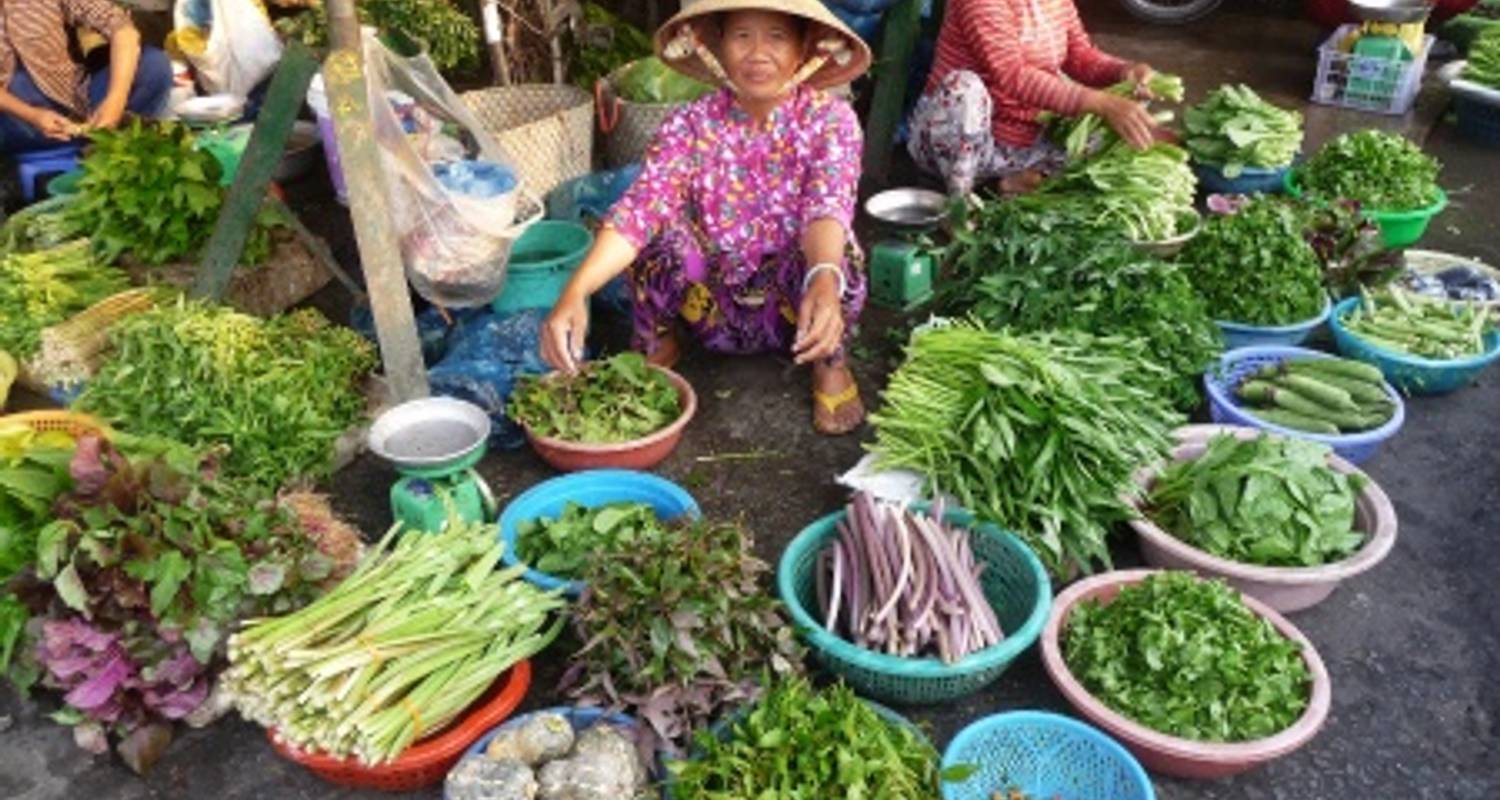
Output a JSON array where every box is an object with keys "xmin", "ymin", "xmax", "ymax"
[{"xmin": 492, "ymin": 221, "xmax": 593, "ymax": 316}]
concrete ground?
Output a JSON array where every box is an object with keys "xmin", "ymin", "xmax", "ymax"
[{"xmin": 4, "ymin": 2, "xmax": 1499, "ymax": 798}]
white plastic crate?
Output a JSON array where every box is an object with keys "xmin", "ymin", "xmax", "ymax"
[{"xmin": 1311, "ymin": 24, "xmax": 1434, "ymax": 115}]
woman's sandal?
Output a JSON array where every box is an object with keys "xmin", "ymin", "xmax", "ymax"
[{"xmin": 812, "ymin": 383, "xmax": 865, "ymax": 436}]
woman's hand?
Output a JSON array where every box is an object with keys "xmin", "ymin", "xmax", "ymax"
[
  {"xmin": 1085, "ymin": 90, "xmax": 1157, "ymax": 151},
  {"xmin": 793, "ymin": 271, "xmax": 845, "ymax": 365},
  {"xmin": 88, "ymin": 95, "xmax": 128, "ymax": 131},
  {"xmin": 540, "ymin": 291, "xmax": 590, "ymax": 375},
  {"xmin": 29, "ymin": 108, "xmax": 77, "ymax": 141},
  {"xmin": 1123, "ymin": 62, "xmax": 1157, "ymax": 97}
]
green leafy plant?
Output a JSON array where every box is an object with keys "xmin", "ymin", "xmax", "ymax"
[
  {"xmin": 1298, "ymin": 130, "xmax": 1441, "ymax": 212},
  {"xmin": 0, "ymin": 240, "xmax": 127, "ymax": 358},
  {"xmin": 1036, "ymin": 142, "xmax": 1197, "ymax": 242},
  {"xmin": 1044, "ymin": 72, "xmax": 1185, "ymax": 160},
  {"xmin": 1064, "ymin": 572, "xmax": 1312, "ymax": 742},
  {"xmin": 1181, "ymin": 197, "xmax": 1327, "ymax": 325},
  {"xmin": 1184, "ymin": 84, "xmax": 1303, "ymax": 175},
  {"xmin": 614, "ymin": 56, "xmax": 715, "ymax": 104},
  {"xmin": 515, "ymin": 501, "xmax": 665, "ymax": 578},
  {"xmin": 1463, "ymin": 27, "xmax": 1500, "ymax": 88},
  {"xmin": 509, "ymin": 352, "xmax": 681, "ymax": 444},
  {"xmin": 572, "ymin": 2, "xmax": 653, "ymax": 89},
  {"xmin": 275, "ymin": 0, "xmax": 480, "ymax": 73},
  {"xmin": 1304, "ymin": 200, "xmax": 1401, "ymax": 295}
]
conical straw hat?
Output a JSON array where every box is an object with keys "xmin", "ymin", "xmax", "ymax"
[{"xmin": 653, "ymin": 0, "xmax": 873, "ymax": 90}]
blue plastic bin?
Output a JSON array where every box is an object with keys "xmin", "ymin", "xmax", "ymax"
[
  {"xmin": 941, "ymin": 711, "xmax": 1154, "ymax": 800},
  {"xmin": 1192, "ymin": 161, "xmax": 1292, "ymax": 195},
  {"xmin": 1328, "ymin": 296, "xmax": 1500, "ymax": 395},
  {"xmin": 1216, "ymin": 293, "xmax": 1331, "ymax": 350}
]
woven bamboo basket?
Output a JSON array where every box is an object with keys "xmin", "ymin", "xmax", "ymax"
[
  {"xmin": 597, "ymin": 60, "xmax": 695, "ymax": 168},
  {"xmin": 463, "ymin": 84, "xmax": 594, "ymax": 199},
  {"xmin": 18, "ymin": 288, "xmax": 160, "ymax": 393}
]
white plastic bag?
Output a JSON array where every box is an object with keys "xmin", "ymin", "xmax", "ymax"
[{"xmin": 173, "ymin": 0, "xmax": 283, "ymax": 98}]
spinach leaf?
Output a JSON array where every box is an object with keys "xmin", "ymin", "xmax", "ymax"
[
  {"xmin": 1180, "ymin": 196, "xmax": 1327, "ymax": 325},
  {"xmin": 509, "ymin": 352, "xmax": 682, "ymax": 444},
  {"xmin": 1184, "ymin": 84, "xmax": 1303, "ymax": 175},
  {"xmin": 515, "ymin": 501, "xmax": 664, "ymax": 578}
]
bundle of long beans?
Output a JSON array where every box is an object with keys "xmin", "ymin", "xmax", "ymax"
[{"xmin": 223, "ymin": 519, "xmax": 565, "ymax": 766}]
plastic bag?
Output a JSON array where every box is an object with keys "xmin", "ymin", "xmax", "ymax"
[
  {"xmin": 427, "ymin": 309, "xmax": 556, "ymax": 449},
  {"xmin": 172, "ymin": 0, "xmax": 283, "ymax": 98},
  {"xmin": 361, "ymin": 33, "xmax": 540, "ymax": 308}
]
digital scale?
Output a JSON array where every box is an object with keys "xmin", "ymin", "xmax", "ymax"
[
  {"xmin": 863, "ymin": 188, "xmax": 950, "ymax": 310},
  {"xmin": 368, "ymin": 397, "xmax": 497, "ymax": 533}
]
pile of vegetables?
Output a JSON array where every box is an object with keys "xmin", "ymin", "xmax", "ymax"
[
  {"xmin": 448, "ymin": 712, "xmax": 652, "ymax": 799},
  {"xmin": 1303, "ymin": 200, "xmax": 1401, "ymax": 295},
  {"xmin": 225, "ymin": 518, "xmax": 565, "ymax": 765},
  {"xmin": 869, "ymin": 324, "xmax": 1182, "ymax": 575},
  {"xmin": 1234, "ymin": 356, "xmax": 1397, "ymax": 434},
  {"xmin": 613, "ymin": 56, "xmax": 714, "ymax": 104},
  {"xmin": 1341, "ymin": 288, "xmax": 1492, "ymax": 359},
  {"xmin": 559, "ymin": 516, "xmax": 804, "ymax": 751},
  {"xmin": 1037, "ymin": 142, "xmax": 1197, "ymax": 242},
  {"xmin": 1147, "ymin": 434, "xmax": 1368, "ymax": 567},
  {"xmin": 510, "ymin": 352, "xmax": 681, "ymax": 444},
  {"xmin": 1463, "ymin": 27, "xmax": 1500, "ymax": 88},
  {"xmin": 275, "ymin": 0, "xmax": 481, "ymax": 72},
  {"xmin": 1045, "ymin": 72, "xmax": 1185, "ymax": 160},
  {"xmin": 0, "ymin": 195, "xmax": 85, "ymax": 255},
  {"xmin": 669, "ymin": 677, "xmax": 941, "ymax": 797},
  {"xmin": 1064, "ymin": 572, "xmax": 1312, "ymax": 742},
  {"xmin": 817, "ymin": 493, "xmax": 1004, "ymax": 664},
  {"xmin": 0, "ymin": 239, "xmax": 128, "ymax": 359},
  {"xmin": 515, "ymin": 501, "xmax": 666, "ymax": 579},
  {"xmin": 1184, "ymin": 84, "xmax": 1303, "ymax": 174},
  {"xmin": 0, "ymin": 423, "xmax": 75, "ymax": 582},
  {"xmin": 1181, "ymin": 197, "xmax": 1328, "ymax": 325},
  {"xmin": 76, "ymin": 302, "xmax": 377, "ymax": 489},
  {"xmin": 1298, "ymin": 130, "xmax": 1442, "ymax": 212}
]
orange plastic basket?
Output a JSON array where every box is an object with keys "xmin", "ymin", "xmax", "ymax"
[
  {"xmin": 0, "ymin": 410, "xmax": 112, "ymax": 440},
  {"xmin": 267, "ymin": 659, "xmax": 532, "ymax": 791}
]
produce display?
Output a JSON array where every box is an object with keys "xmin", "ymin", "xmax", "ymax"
[
  {"xmin": 1298, "ymin": 130, "xmax": 1442, "ymax": 212},
  {"xmin": 0, "ymin": 423, "xmax": 74, "ymax": 582},
  {"xmin": 225, "ymin": 517, "xmax": 565, "ymax": 765},
  {"xmin": 1046, "ymin": 73, "xmax": 1185, "ymax": 160},
  {"xmin": 1064, "ymin": 572, "xmax": 1312, "ymax": 742},
  {"xmin": 509, "ymin": 352, "xmax": 681, "ymax": 444},
  {"xmin": 75, "ymin": 302, "xmax": 377, "ymax": 488},
  {"xmin": 870, "ymin": 324, "xmax": 1182, "ymax": 575},
  {"xmin": 1234, "ymin": 356, "xmax": 1397, "ymax": 434},
  {"xmin": 559, "ymin": 516, "xmax": 804, "ymax": 751},
  {"xmin": 615, "ymin": 56, "xmax": 715, "ymax": 104},
  {"xmin": 1147, "ymin": 434, "xmax": 1368, "ymax": 567},
  {"xmin": 0, "ymin": 239, "xmax": 128, "ymax": 359},
  {"xmin": 1184, "ymin": 84, "xmax": 1303, "ymax": 175},
  {"xmin": 514, "ymin": 501, "xmax": 664, "ymax": 578},
  {"xmin": 1037, "ymin": 142, "xmax": 1198, "ymax": 242},
  {"xmin": 275, "ymin": 0, "xmax": 481, "ymax": 72},
  {"xmin": 1341, "ymin": 288, "xmax": 1493, "ymax": 359},
  {"xmin": 0, "ymin": 195, "xmax": 85, "ymax": 255},
  {"xmin": 448, "ymin": 712, "xmax": 652, "ymax": 800},
  {"xmin": 1303, "ymin": 201, "xmax": 1401, "ymax": 295},
  {"xmin": 668, "ymin": 677, "xmax": 941, "ymax": 797},
  {"xmin": 1182, "ymin": 197, "xmax": 1328, "ymax": 325},
  {"xmin": 817, "ymin": 492, "xmax": 1004, "ymax": 663},
  {"xmin": 1463, "ymin": 27, "xmax": 1500, "ymax": 88}
]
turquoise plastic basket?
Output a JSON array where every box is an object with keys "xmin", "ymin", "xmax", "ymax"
[
  {"xmin": 1215, "ymin": 293, "xmax": 1331, "ymax": 350},
  {"xmin": 1328, "ymin": 296, "xmax": 1500, "ymax": 395},
  {"xmin": 776, "ymin": 505, "xmax": 1052, "ymax": 705},
  {"xmin": 941, "ymin": 711, "xmax": 1154, "ymax": 800}
]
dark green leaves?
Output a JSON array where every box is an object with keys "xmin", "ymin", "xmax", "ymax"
[
  {"xmin": 1299, "ymin": 130, "xmax": 1441, "ymax": 212},
  {"xmin": 0, "ymin": 240, "xmax": 128, "ymax": 359},
  {"xmin": 509, "ymin": 352, "xmax": 681, "ymax": 444},
  {"xmin": 1181, "ymin": 197, "xmax": 1327, "ymax": 325},
  {"xmin": 1064, "ymin": 572, "xmax": 1312, "ymax": 742},
  {"xmin": 515, "ymin": 501, "xmax": 665, "ymax": 578}
]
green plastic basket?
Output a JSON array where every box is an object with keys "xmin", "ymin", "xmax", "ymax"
[
  {"xmin": 776, "ymin": 504, "xmax": 1052, "ymax": 705},
  {"xmin": 1284, "ymin": 169, "xmax": 1447, "ymax": 249}
]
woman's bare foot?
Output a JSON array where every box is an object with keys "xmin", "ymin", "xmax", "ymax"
[
  {"xmin": 645, "ymin": 332, "xmax": 681, "ymax": 369},
  {"xmin": 811, "ymin": 361, "xmax": 865, "ymax": 435}
]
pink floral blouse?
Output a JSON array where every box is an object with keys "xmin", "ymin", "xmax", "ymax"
[{"xmin": 604, "ymin": 85, "xmax": 863, "ymax": 288}]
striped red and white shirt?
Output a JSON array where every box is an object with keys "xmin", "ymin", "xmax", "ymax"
[
  {"xmin": 928, "ymin": 0, "xmax": 1129, "ymax": 147},
  {"xmin": 0, "ymin": 0, "xmax": 132, "ymax": 117}
]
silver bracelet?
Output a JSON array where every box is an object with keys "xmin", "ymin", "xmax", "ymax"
[{"xmin": 802, "ymin": 262, "xmax": 847, "ymax": 298}]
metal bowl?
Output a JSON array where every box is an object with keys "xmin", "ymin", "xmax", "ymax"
[
  {"xmin": 1130, "ymin": 208, "xmax": 1202, "ymax": 258},
  {"xmin": 368, "ymin": 397, "xmax": 491, "ymax": 473},
  {"xmin": 865, "ymin": 188, "xmax": 950, "ymax": 230},
  {"xmin": 1348, "ymin": 0, "xmax": 1431, "ymax": 24}
]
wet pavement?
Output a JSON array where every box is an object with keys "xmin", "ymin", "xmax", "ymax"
[{"xmin": 3, "ymin": 2, "xmax": 1499, "ymax": 798}]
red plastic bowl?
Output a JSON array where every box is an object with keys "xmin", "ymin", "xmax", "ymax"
[
  {"xmin": 524, "ymin": 366, "xmax": 697, "ymax": 472},
  {"xmin": 1040, "ymin": 570, "xmax": 1331, "ymax": 780},
  {"xmin": 267, "ymin": 660, "xmax": 532, "ymax": 791}
]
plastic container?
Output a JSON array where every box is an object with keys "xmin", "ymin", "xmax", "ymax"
[
  {"xmin": 498, "ymin": 470, "xmax": 701, "ymax": 597},
  {"xmin": 269, "ymin": 660, "xmax": 532, "ymax": 791},
  {"xmin": 1285, "ymin": 169, "xmax": 1448, "ymax": 248},
  {"xmin": 940, "ymin": 711, "xmax": 1155, "ymax": 800},
  {"xmin": 1311, "ymin": 24, "xmax": 1434, "ymax": 115},
  {"xmin": 1328, "ymin": 295, "xmax": 1500, "ymax": 394},
  {"xmin": 446, "ymin": 707, "xmax": 643, "ymax": 800},
  {"xmin": 1215, "ymin": 293, "xmax": 1331, "ymax": 350},
  {"xmin": 45, "ymin": 170, "xmax": 82, "ymax": 198},
  {"xmin": 1203, "ymin": 344, "xmax": 1405, "ymax": 464},
  {"xmin": 1040, "ymin": 571, "xmax": 1332, "ymax": 779},
  {"xmin": 776, "ymin": 503, "xmax": 1052, "ymax": 705},
  {"xmin": 1129, "ymin": 425, "xmax": 1399, "ymax": 613},
  {"xmin": 523, "ymin": 366, "xmax": 697, "ymax": 472},
  {"xmin": 1191, "ymin": 161, "xmax": 1292, "ymax": 195},
  {"xmin": 491, "ymin": 221, "xmax": 593, "ymax": 316},
  {"xmin": 1456, "ymin": 94, "xmax": 1500, "ymax": 148}
]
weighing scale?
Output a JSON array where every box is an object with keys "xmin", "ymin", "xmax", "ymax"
[
  {"xmin": 1342, "ymin": 0, "xmax": 1432, "ymax": 102},
  {"xmin": 368, "ymin": 397, "xmax": 497, "ymax": 533},
  {"xmin": 863, "ymin": 188, "xmax": 950, "ymax": 310}
]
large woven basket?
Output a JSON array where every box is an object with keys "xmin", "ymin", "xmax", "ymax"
[
  {"xmin": 597, "ymin": 60, "xmax": 690, "ymax": 168},
  {"xmin": 19, "ymin": 288, "xmax": 159, "ymax": 393},
  {"xmin": 463, "ymin": 84, "xmax": 594, "ymax": 198}
]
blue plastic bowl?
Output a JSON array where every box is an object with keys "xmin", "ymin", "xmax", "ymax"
[
  {"xmin": 1328, "ymin": 296, "xmax": 1500, "ymax": 395},
  {"xmin": 1203, "ymin": 344, "xmax": 1405, "ymax": 465},
  {"xmin": 1192, "ymin": 161, "xmax": 1292, "ymax": 195},
  {"xmin": 448, "ymin": 707, "xmax": 641, "ymax": 800},
  {"xmin": 498, "ymin": 470, "xmax": 700, "ymax": 597},
  {"xmin": 940, "ymin": 711, "xmax": 1154, "ymax": 800},
  {"xmin": 1216, "ymin": 293, "xmax": 1331, "ymax": 350}
]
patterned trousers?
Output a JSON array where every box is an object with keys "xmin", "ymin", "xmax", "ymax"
[{"xmin": 907, "ymin": 70, "xmax": 1066, "ymax": 196}]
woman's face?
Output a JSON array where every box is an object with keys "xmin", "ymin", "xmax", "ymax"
[{"xmin": 717, "ymin": 11, "xmax": 805, "ymax": 102}]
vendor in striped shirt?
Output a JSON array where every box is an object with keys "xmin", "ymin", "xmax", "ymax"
[
  {"xmin": 0, "ymin": 0, "xmax": 173, "ymax": 154},
  {"xmin": 909, "ymin": 0, "xmax": 1162, "ymax": 196}
]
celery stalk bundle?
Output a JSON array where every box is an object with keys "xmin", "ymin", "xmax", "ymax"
[{"xmin": 223, "ymin": 519, "xmax": 565, "ymax": 765}]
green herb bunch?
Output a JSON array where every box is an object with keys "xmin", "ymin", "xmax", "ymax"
[
  {"xmin": 572, "ymin": 2, "xmax": 653, "ymax": 89},
  {"xmin": 515, "ymin": 501, "xmax": 665, "ymax": 579},
  {"xmin": 76, "ymin": 301, "xmax": 377, "ymax": 489},
  {"xmin": 276, "ymin": 0, "xmax": 480, "ymax": 73},
  {"xmin": 1184, "ymin": 83, "xmax": 1303, "ymax": 175},
  {"xmin": 1064, "ymin": 572, "xmax": 1312, "ymax": 742},
  {"xmin": 1299, "ymin": 130, "xmax": 1441, "ymax": 212},
  {"xmin": 870, "ymin": 324, "xmax": 1183, "ymax": 575},
  {"xmin": 1181, "ymin": 197, "xmax": 1327, "ymax": 326},
  {"xmin": 1463, "ymin": 27, "xmax": 1500, "ymax": 88},
  {"xmin": 1038, "ymin": 142, "xmax": 1198, "ymax": 242},
  {"xmin": 1045, "ymin": 72, "xmax": 1185, "ymax": 160},
  {"xmin": 0, "ymin": 240, "xmax": 128, "ymax": 358},
  {"xmin": 509, "ymin": 352, "xmax": 681, "ymax": 444},
  {"xmin": 669, "ymin": 677, "xmax": 941, "ymax": 798}
]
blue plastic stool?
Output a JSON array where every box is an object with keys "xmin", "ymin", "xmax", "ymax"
[{"xmin": 17, "ymin": 145, "xmax": 83, "ymax": 203}]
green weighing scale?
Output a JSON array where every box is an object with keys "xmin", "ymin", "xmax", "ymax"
[
  {"xmin": 863, "ymin": 188, "xmax": 950, "ymax": 310},
  {"xmin": 368, "ymin": 397, "xmax": 498, "ymax": 533}
]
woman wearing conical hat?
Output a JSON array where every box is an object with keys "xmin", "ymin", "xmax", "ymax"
[{"xmin": 538, "ymin": 0, "xmax": 872, "ymax": 435}]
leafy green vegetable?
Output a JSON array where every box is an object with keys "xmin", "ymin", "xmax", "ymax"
[
  {"xmin": 1037, "ymin": 142, "xmax": 1197, "ymax": 242},
  {"xmin": 669, "ymin": 677, "xmax": 941, "ymax": 797},
  {"xmin": 515, "ymin": 501, "xmax": 666, "ymax": 578},
  {"xmin": 1181, "ymin": 197, "xmax": 1327, "ymax": 325},
  {"xmin": 869, "ymin": 324, "xmax": 1183, "ymax": 575},
  {"xmin": 1045, "ymin": 73, "xmax": 1185, "ymax": 160},
  {"xmin": 1148, "ymin": 434, "xmax": 1367, "ymax": 566},
  {"xmin": 572, "ymin": 3, "xmax": 654, "ymax": 90},
  {"xmin": 1303, "ymin": 200, "xmax": 1401, "ymax": 295},
  {"xmin": 1298, "ymin": 130, "xmax": 1441, "ymax": 212},
  {"xmin": 0, "ymin": 240, "xmax": 128, "ymax": 358},
  {"xmin": 274, "ymin": 0, "xmax": 480, "ymax": 72},
  {"xmin": 1464, "ymin": 27, "xmax": 1500, "ymax": 88},
  {"xmin": 1184, "ymin": 84, "xmax": 1303, "ymax": 175},
  {"xmin": 1064, "ymin": 572, "xmax": 1312, "ymax": 742},
  {"xmin": 510, "ymin": 352, "xmax": 682, "ymax": 444},
  {"xmin": 614, "ymin": 56, "xmax": 716, "ymax": 104}
]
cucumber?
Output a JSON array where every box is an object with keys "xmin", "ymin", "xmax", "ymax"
[
  {"xmin": 1236, "ymin": 378, "xmax": 1278, "ymax": 405},
  {"xmin": 1263, "ymin": 384, "xmax": 1370, "ymax": 429},
  {"xmin": 1272, "ymin": 373, "xmax": 1359, "ymax": 412},
  {"xmin": 1285, "ymin": 357, "xmax": 1385, "ymax": 386},
  {"xmin": 1248, "ymin": 407, "xmax": 1341, "ymax": 435},
  {"xmin": 1297, "ymin": 370, "xmax": 1392, "ymax": 405}
]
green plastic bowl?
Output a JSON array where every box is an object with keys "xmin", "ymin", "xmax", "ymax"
[
  {"xmin": 776, "ymin": 503, "xmax": 1052, "ymax": 705},
  {"xmin": 492, "ymin": 221, "xmax": 593, "ymax": 315},
  {"xmin": 46, "ymin": 170, "xmax": 82, "ymax": 197},
  {"xmin": 1284, "ymin": 169, "xmax": 1447, "ymax": 249}
]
